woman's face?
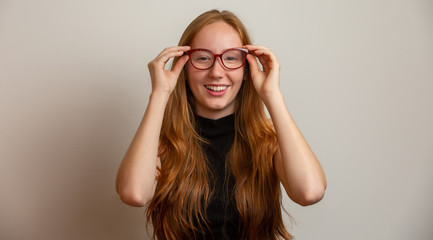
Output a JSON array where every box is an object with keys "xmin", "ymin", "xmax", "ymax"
[{"xmin": 186, "ymin": 20, "xmax": 245, "ymax": 119}]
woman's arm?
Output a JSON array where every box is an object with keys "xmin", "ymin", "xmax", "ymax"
[
  {"xmin": 244, "ymin": 45, "xmax": 326, "ymax": 206},
  {"xmin": 267, "ymin": 93, "xmax": 326, "ymax": 206},
  {"xmin": 116, "ymin": 92, "xmax": 167, "ymax": 207},
  {"xmin": 115, "ymin": 46, "xmax": 190, "ymax": 207}
]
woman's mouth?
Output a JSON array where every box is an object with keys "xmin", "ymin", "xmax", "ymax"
[
  {"xmin": 204, "ymin": 85, "xmax": 229, "ymax": 96},
  {"xmin": 205, "ymin": 85, "xmax": 228, "ymax": 92}
]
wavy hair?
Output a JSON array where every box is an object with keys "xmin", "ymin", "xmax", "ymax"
[{"xmin": 146, "ymin": 10, "xmax": 293, "ymax": 240}]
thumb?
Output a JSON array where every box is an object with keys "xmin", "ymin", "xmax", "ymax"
[
  {"xmin": 246, "ymin": 54, "xmax": 260, "ymax": 75},
  {"xmin": 172, "ymin": 55, "xmax": 189, "ymax": 76}
]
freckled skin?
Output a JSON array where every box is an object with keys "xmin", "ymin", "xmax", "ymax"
[{"xmin": 186, "ymin": 21, "xmax": 245, "ymax": 119}]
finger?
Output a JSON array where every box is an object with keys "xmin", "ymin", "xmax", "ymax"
[
  {"xmin": 157, "ymin": 46, "xmax": 190, "ymax": 56},
  {"xmin": 156, "ymin": 49, "xmax": 190, "ymax": 67},
  {"xmin": 243, "ymin": 45, "xmax": 270, "ymax": 51},
  {"xmin": 246, "ymin": 54, "xmax": 261, "ymax": 74},
  {"xmin": 253, "ymin": 49, "xmax": 274, "ymax": 60},
  {"xmin": 245, "ymin": 46, "xmax": 276, "ymax": 61},
  {"xmin": 253, "ymin": 51, "xmax": 269, "ymax": 71},
  {"xmin": 252, "ymin": 49, "xmax": 279, "ymax": 70},
  {"xmin": 155, "ymin": 46, "xmax": 190, "ymax": 61},
  {"xmin": 172, "ymin": 55, "xmax": 189, "ymax": 76}
]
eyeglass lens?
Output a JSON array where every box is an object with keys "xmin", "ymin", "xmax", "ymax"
[{"xmin": 190, "ymin": 49, "xmax": 246, "ymax": 69}]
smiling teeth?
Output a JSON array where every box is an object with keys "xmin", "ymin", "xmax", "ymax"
[{"xmin": 205, "ymin": 85, "xmax": 228, "ymax": 92}]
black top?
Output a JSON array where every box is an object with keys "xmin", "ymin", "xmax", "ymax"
[{"xmin": 195, "ymin": 114, "xmax": 241, "ymax": 240}]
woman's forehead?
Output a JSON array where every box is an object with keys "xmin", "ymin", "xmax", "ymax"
[{"xmin": 190, "ymin": 21, "xmax": 242, "ymax": 52}]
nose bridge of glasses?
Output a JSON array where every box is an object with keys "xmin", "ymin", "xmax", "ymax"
[
  {"xmin": 202, "ymin": 51, "xmax": 225, "ymax": 68},
  {"xmin": 214, "ymin": 53, "xmax": 225, "ymax": 66},
  {"xmin": 203, "ymin": 53, "xmax": 223, "ymax": 71}
]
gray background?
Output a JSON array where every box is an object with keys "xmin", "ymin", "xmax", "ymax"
[{"xmin": 1, "ymin": 0, "xmax": 432, "ymax": 239}]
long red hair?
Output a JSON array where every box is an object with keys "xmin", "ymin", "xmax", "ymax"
[{"xmin": 146, "ymin": 10, "xmax": 293, "ymax": 240}]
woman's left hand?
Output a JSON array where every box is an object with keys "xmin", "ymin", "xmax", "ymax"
[{"xmin": 244, "ymin": 45, "xmax": 281, "ymax": 102}]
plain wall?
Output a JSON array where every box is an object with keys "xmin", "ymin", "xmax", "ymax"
[{"xmin": 1, "ymin": 0, "xmax": 432, "ymax": 239}]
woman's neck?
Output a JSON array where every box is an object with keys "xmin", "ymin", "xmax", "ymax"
[{"xmin": 194, "ymin": 109, "xmax": 235, "ymax": 120}]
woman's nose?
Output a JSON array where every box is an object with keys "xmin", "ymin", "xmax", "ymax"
[{"xmin": 208, "ymin": 57, "xmax": 225, "ymax": 79}]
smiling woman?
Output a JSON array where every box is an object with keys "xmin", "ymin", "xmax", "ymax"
[
  {"xmin": 185, "ymin": 21, "xmax": 246, "ymax": 119},
  {"xmin": 116, "ymin": 9, "xmax": 326, "ymax": 240}
]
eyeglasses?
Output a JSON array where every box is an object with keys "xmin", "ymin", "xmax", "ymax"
[{"xmin": 184, "ymin": 48, "xmax": 249, "ymax": 70}]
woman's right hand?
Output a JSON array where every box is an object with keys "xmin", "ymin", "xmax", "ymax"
[{"xmin": 147, "ymin": 46, "xmax": 190, "ymax": 95}]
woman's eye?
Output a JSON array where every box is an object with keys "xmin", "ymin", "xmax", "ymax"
[
  {"xmin": 224, "ymin": 56, "xmax": 237, "ymax": 61},
  {"xmin": 196, "ymin": 56, "xmax": 211, "ymax": 61}
]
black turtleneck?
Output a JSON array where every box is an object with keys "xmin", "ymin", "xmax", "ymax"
[{"xmin": 195, "ymin": 113, "xmax": 241, "ymax": 240}]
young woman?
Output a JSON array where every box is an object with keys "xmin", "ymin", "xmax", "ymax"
[{"xmin": 116, "ymin": 9, "xmax": 326, "ymax": 240}]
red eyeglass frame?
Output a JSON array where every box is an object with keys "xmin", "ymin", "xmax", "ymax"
[{"xmin": 183, "ymin": 47, "xmax": 249, "ymax": 70}]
